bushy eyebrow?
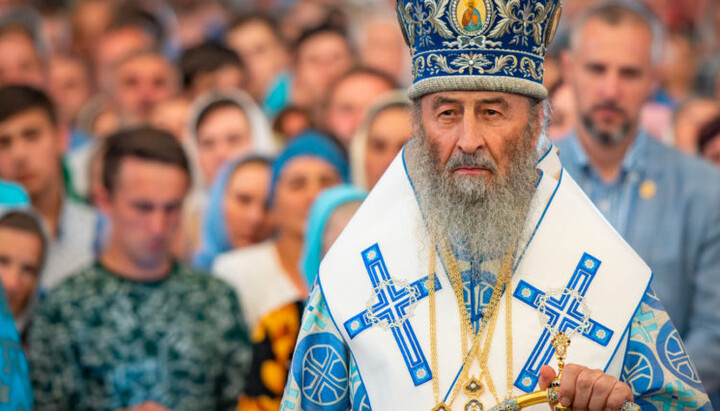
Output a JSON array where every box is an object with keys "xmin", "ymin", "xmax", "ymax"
[
  {"xmin": 431, "ymin": 96, "xmax": 462, "ymax": 111},
  {"xmin": 430, "ymin": 96, "xmax": 510, "ymax": 111},
  {"xmin": 477, "ymin": 97, "xmax": 509, "ymax": 109}
]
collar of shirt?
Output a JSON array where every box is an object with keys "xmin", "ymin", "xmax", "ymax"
[{"xmin": 565, "ymin": 129, "xmax": 650, "ymax": 184}]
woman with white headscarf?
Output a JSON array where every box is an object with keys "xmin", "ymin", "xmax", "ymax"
[{"xmin": 182, "ymin": 90, "xmax": 276, "ymax": 259}]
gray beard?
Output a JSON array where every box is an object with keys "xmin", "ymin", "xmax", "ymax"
[
  {"xmin": 580, "ymin": 101, "xmax": 632, "ymax": 146},
  {"xmin": 408, "ymin": 124, "xmax": 539, "ymax": 265}
]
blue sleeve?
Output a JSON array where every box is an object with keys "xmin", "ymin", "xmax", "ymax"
[
  {"xmin": 0, "ymin": 280, "xmax": 33, "ymax": 409},
  {"xmin": 281, "ymin": 286, "xmax": 371, "ymax": 411},
  {"xmin": 621, "ymin": 287, "xmax": 711, "ymax": 410}
]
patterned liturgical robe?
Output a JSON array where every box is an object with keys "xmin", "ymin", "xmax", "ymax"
[{"xmin": 280, "ymin": 139, "xmax": 711, "ymax": 411}]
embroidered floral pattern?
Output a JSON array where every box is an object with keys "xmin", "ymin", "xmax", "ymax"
[
  {"xmin": 489, "ymin": 0, "xmax": 550, "ymax": 46},
  {"xmin": 398, "ymin": 0, "xmax": 454, "ymax": 48}
]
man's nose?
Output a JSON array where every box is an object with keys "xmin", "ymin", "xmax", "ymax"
[
  {"xmin": 457, "ymin": 114, "xmax": 487, "ymax": 153},
  {"xmin": 599, "ymin": 71, "xmax": 622, "ymax": 101},
  {"xmin": 148, "ymin": 211, "xmax": 168, "ymax": 234}
]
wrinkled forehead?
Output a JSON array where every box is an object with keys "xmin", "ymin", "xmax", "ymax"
[{"xmin": 420, "ymin": 90, "xmax": 531, "ymax": 110}]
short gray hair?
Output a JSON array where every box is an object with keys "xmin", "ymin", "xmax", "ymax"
[{"xmin": 569, "ymin": 0, "xmax": 664, "ymax": 66}]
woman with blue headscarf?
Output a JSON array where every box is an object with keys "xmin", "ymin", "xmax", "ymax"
[
  {"xmin": 301, "ymin": 184, "xmax": 367, "ymax": 288},
  {"xmin": 192, "ymin": 154, "xmax": 272, "ymax": 271},
  {"xmin": 213, "ymin": 131, "xmax": 348, "ymax": 410}
]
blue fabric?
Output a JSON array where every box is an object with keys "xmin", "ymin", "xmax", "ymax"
[
  {"xmin": 0, "ymin": 180, "xmax": 29, "ymax": 207},
  {"xmin": 301, "ymin": 185, "xmax": 367, "ymax": 288},
  {"xmin": 67, "ymin": 128, "xmax": 92, "ymax": 152},
  {"xmin": 557, "ymin": 131, "xmax": 720, "ymax": 404},
  {"xmin": 281, "ymin": 276, "xmax": 710, "ymax": 410},
  {"xmin": 193, "ymin": 154, "xmax": 272, "ymax": 271},
  {"xmin": 558, "ymin": 131, "xmax": 648, "ymax": 235},
  {"xmin": 263, "ymin": 71, "xmax": 292, "ymax": 119},
  {"xmin": 0, "ymin": 285, "xmax": 33, "ymax": 409},
  {"xmin": 396, "ymin": 0, "xmax": 560, "ymax": 96},
  {"xmin": 269, "ymin": 131, "xmax": 349, "ymax": 205},
  {"xmin": 0, "ymin": 206, "xmax": 34, "ymax": 407}
]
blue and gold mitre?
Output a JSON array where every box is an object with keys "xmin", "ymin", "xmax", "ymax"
[{"xmin": 396, "ymin": 0, "xmax": 562, "ymax": 100}]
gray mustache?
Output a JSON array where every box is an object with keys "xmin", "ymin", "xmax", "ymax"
[{"xmin": 445, "ymin": 152, "xmax": 498, "ymax": 172}]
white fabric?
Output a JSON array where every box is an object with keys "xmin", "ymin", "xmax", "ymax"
[
  {"xmin": 42, "ymin": 198, "xmax": 97, "ymax": 290},
  {"xmin": 66, "ymin": 141, "xmax": 100, "ymax": 199},
  {"xmin": 213, "ymin": 241, "xmax": 303, "ymax": 332},
  {"xmin": 317, "ymin": 142, "xmax": 651, "ymax": 410}
]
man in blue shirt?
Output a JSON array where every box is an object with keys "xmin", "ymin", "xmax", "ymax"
[{"xmin": 556, "ymin": 1, "xmax": 720, "ymax": 405}]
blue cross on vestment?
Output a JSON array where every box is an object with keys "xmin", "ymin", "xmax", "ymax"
[
  {"xmin": 343, "ymin": 243, "xmax": 441, "ymax": 386},
  {"xmin": 513, "ymin": 252, "xmax": 614, "ymax": 392}
]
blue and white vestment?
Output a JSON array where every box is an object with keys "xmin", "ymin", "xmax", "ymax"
[{"xmin": 280, "ymin": 139, "xmax": 711, "ymax": 410}]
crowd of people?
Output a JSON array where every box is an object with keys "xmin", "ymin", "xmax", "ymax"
[{"xmin": 0, "ymin": 0, "xmax": 717, "ymax": 409}]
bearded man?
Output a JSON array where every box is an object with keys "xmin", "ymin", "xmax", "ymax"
[
  {"xmin": 280, "ymin": 0, "xmax": 711, "ymax": 410},
  {"xmin": 556, "ymin": 2, "xmax": 720, "ymax": 406}
]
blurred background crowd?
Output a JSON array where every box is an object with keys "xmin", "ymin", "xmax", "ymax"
[{"xmin": 0, "ymin": 0, "xmax": 718, "ymax": 409}]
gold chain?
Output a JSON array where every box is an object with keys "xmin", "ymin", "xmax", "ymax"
[
  {"xmin": 439, "ymin": 244, "xmax": 471, "ymax": 356},
  {"xmin": 428, "ymin": 238, "xmax": 515, "ymax": 409},
  {"xmin": 504, "ymin": 273, "xmax": 514, "ymax": 399},
  {"xmin": 477, "ymin": 251, "xmax": 515, "ymax": 403},
  {"xmin": 428, "ymin": 246, "xmax": 440, "ymax": 405}
]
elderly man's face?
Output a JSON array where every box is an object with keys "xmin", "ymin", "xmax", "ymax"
[
  {"xmin": 419, "ymin": 91, "xmax": 537, "ymax": 188},
  {"xmin": 415, "ymin": 90, "xmax": 540, "ymax": 259},
  {"xmin": 563, "ymin": 18, "xmax": 656, "ymax": 145}
]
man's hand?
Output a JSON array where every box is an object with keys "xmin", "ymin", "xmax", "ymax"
[
  {"xmin": 538, "ymin": 364, "xmax": 634, "ymax": 411},
  {"xmin": 118, "ymin": 401, "xmax": 172, "ymax": 411}
]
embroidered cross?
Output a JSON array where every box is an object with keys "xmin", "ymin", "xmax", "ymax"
[
  {"xmin": 343, "ymin": 243, "xmax": 440, "ymax": 386},
  {"xmin": 513, "ymin": 252, "xmax": 614, "ymax": 392}
]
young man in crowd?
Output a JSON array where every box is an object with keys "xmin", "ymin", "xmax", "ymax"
[
  {"xmin": 323, "ymin": 67, "xmax": 397, "ymax": 146},
  {"xmin": 28, "ymin": 127, "xmax": 251, "ymax": 411},
  {"xmin": 93, "ymin": 6, "xmax": 161, "ymax": 92},
  {"xmin": 291, "ymin": 24, "xmax": 355, "ymax": 116},
  {"xmin": 178, "ymin": 40, "xmax": 246, "ymax": 99},
  {"xmin": 110, "ymin": 50, "xmax": 177, "ymax": 125},
  {"xmin": 0, "ymin": 85, "xmax": 97, "ymax": 291},
  {"xmin": 224, "ymin": 13, "xmax": 290, "ymax": 111}
]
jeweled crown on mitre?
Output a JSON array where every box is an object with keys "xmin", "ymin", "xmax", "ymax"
[{"xmin": 396, "ymin": 0, "xmax": 562, "ymax": 100}]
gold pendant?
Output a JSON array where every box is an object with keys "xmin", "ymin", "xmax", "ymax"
[
  {"xmin": 464, "ymin": 399, "xmax": 484, "ymax": 411},
  {"xmin": 464, "ymin": 377, "xmax": 484, "ymax": 396},
  {"xmin": 433, "ymin": 403, "xmax": 452, "ymax": 411},
  {"xmin": 639, "ymin": 180, "xmax": 657, "ymax": 199}
]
